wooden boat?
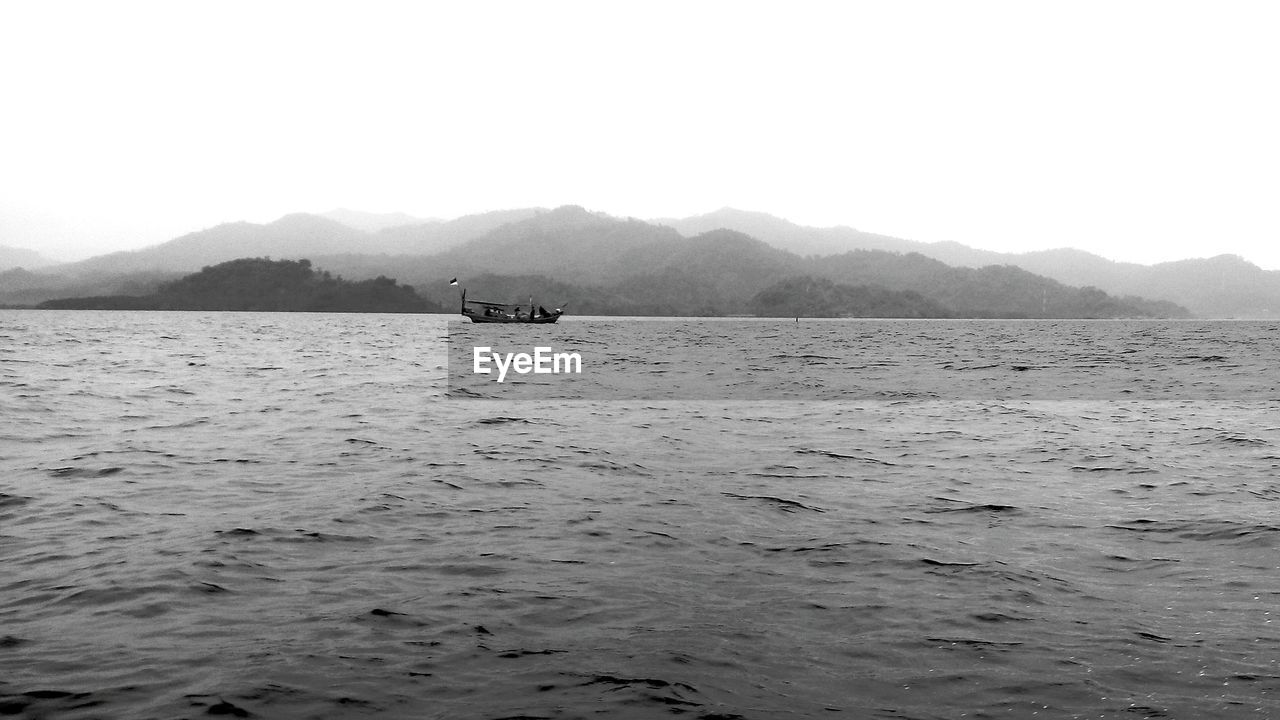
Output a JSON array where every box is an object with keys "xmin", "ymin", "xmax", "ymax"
[{"xmin": 460, "ymin": 288, "xmax": 563, "ymax": 323}]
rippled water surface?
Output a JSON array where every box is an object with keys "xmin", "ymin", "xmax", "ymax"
[{"xmin": 3, "ymin": 311, "xmax": 1280, "ymax": 719}]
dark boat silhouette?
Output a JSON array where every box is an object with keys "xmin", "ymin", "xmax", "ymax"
[{"xmin": 458, "ymin": 286, "xmax": 563, "ymax": 324}]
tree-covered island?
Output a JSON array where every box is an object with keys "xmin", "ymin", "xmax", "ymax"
[{"xmin": 38, "ymin": 258, "xmax": 441, "ymax": 313}]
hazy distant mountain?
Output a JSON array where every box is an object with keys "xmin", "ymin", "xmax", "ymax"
[
  {"xmin": 0, "ymin": 267, "xmax": 51, "ymax": 292},
  {"xmin": 656, "ymin": 207, "xmax": 920, "ymax": 257},
  {"xmin": 660, "ymin": 209, "xmax": 1280, "ymax": 317},
  {"xmin": 51, "ymin": 214, "xmax": 371, "ymax": 276},
  {"xmin": 370, "ymin": 207, "xmax": 547, "ymax": 255},
  {"xmin": 39, "ymin": 209, "xmax": 553, "ymax": 279},
  {"xmin": 418, "ymin": 207, "xmax": 1182, "ymax": 318},
  {"xmin": 0, "ymin": 244, "xmax": 56, "ymax": 271},
  {"xmin": 928, "ymin": 248, "xmax": 1280, "ymax": 318},
  {"xmin": 659, "ymin": 208, "xmax": 1052, "ymax": 269},
  {"xmin": 4, "ymin": 204, "xmax": 1216, "ymax": 317},
  {"xmin": 1134, "ymin": 255, "xmax": 1280, "ymax": 318},
  {"xmin": 421, "ymin": 207, "xmax": 822, "ymax": 314},
  {"xmin": 427, "ymin": 205, "xmax": 686, "ymax": 282},
  {"xmin": 913, "ymin": 241, "xmax": 1014, "ymax": 269},
  {"xmin": 320, "ymin": 208, "xmax": 432, "ymax": 232},
  {"xmin": 406, "ymin": 224, "xmax": 806, "ymax": 317},
  {"xmin": 0, "ymin": 266, "xmax": 180, "ymax": 307}
]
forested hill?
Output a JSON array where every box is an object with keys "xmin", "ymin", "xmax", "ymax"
[
  {"xmin": 38, "ymin": 258, "xmax": 441, "ymax": 313},
  {"xmin": 749, "ymin": 276, "xmax": 950, "ymax": 318}
]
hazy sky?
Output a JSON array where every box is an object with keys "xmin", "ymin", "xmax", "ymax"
[{"xmin": 3, "ymin": 1, "xmax": 1278, "ymax": 268}]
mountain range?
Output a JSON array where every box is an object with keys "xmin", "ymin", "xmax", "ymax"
[
  {"xmin": 2, "ymin": 206, "xmax": 1275, "ymax": 317},
  {"xmin": 664, "ymin": 208, "xmax": 1279, "ymax": 318},
  {"xmin": 0, "ymin": 245, "xmax": 57, "ymax": 270}
]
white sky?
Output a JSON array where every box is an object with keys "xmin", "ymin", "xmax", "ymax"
[{"xmin": 3, "ymin": 0, "xmax": 1278, "ymax": 268}]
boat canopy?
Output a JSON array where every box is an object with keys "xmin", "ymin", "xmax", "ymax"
[{"xmin": 464, "ymin": 299, "xmax": 525, "ymax": 312}]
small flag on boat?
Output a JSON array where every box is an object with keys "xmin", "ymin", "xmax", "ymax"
[{"xmin": 449, "ymin": 278, "xmax": 458, "ymax": 286}]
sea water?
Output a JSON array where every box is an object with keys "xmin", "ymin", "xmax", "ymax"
[{"xmin": 2, "ymin": 310, "xmax": 1279, "ymax": 719}]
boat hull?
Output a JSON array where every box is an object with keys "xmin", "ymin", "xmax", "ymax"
[{"xmin": 464, "ymin": 312, "xmax": 562, "ymax": 324}]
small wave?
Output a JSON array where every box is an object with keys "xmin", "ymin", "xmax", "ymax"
[
  {"xmin": 1188, "ymin": 427, "xmax": 1272, "ymax": 446},
  {"xmin": 796, "ymin": 448, "xmax": 896, "ymax": 465},
  {"xmin": 578, "ymin": 459, "xmax": 650, "ymax": 476},
  {"xmin": 722, "ymin": 492, "xmax": 826, "ymax": 513},
  {"xmin": 941, "ymin": 363, "xmax": 1002, "ymax": 371},
  {"xmin": 925, "ymin": 498, "xmax": 1021, "ymax": 514},
  {"xmin": 0, "ymin": 634, "xmax": 30, "ymax": 648},
  {"xmin": 921, "ymin": 558, "xmax": 981, "ymax": 567},
  {"xmin": 579, "ymin": 674, "xmax": 705, "ymax": 711},
  {"xmin": 1178, "ymin": 354, "xmax": 1230, "ymax": 363},
  {"xmin": 184, "ymin": 697, "xmax": 254, "ymax": 717},
  {"xmin": 149, "ymin": 384, "xmax": 197, "ymax": 395},
  {"xmin": 770, "ymin": 353, "xmax": 841, "ymax": 361},
  {"xmin": 146, "ymin": 417, "xmax": 210, "ymax": 430},
  {"xmin": 761, "ymin": 542, "xmax": 848, "ymax": 554},
  {"xmin": 971, "ymin": 612, "xmax": 1031, "ymax": 623},
  {"xmin": 47, "ymin": 466, "xmax": 124, "ymax": 478},
  {"xmin": 866, "ymin": 389, "xmax": 942, "ymax": 400},
  {"xmin": 927, "ymin": 637, "xmax": 1025, "ymax": 648},
  {"xmin": 1212, "ymin": 432, "xmax": 1269, "ymax": 445},
  {"xmin": 1070, "ymin": 465, "xmax": 1155, "ymax": 473},
  {"xmin": 0, "ymin": 493, "xmax": 32, "ymax": 509},
  {"xmin": 212, "ymin": 525, "xmax": 377, "ymax": 545},
  {"xmin": 0, "ymin": 690, "xmax": 100, "ymax": 718},
  {"xmin": 1106, "ymin": 519, "xmax": 1280, "ymax": 546}
]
